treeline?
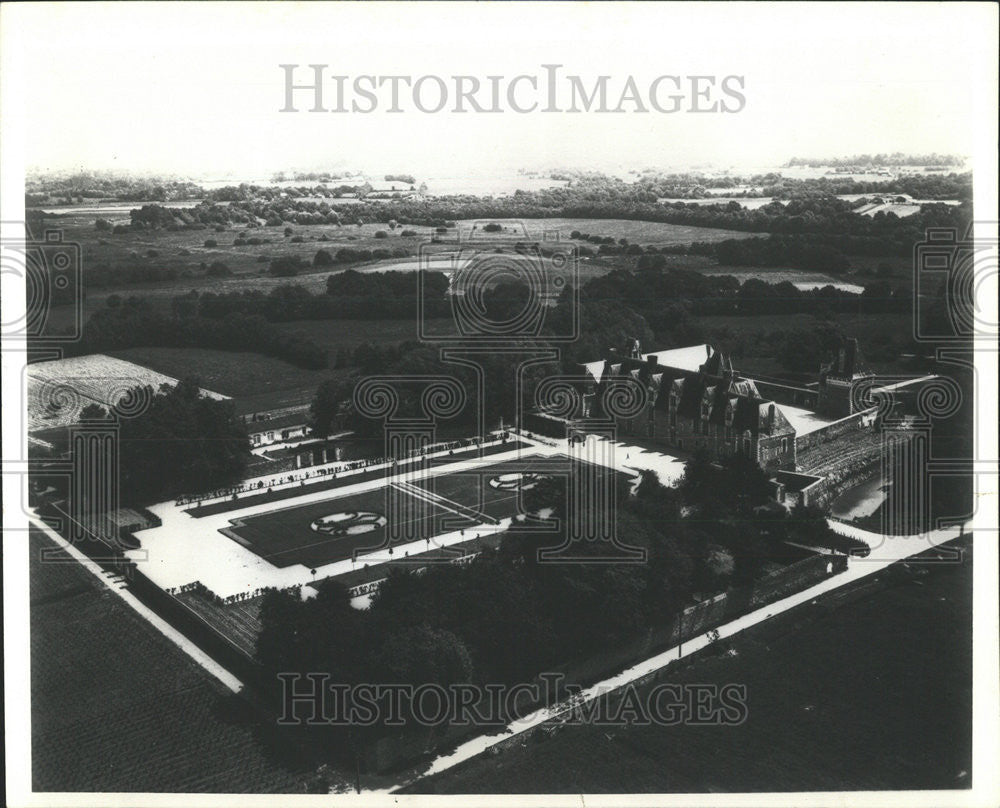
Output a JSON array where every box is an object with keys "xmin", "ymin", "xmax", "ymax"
[
  {"xmin": 785, "ymin": 153, "xmax": 964, "ymax": 168},
  {"xmin": 714, "ymin": 236, "xmax": 850, "ymax": 273},
  {"xmin": 111, "ymin": 177, "xmax": 971, "ymax": 240},
  {"xmin": 180, "ymin": 270, "xmax": 450, "ymax": 322},
  {"xmin": 632, "ymin": 169, "xmax": 970, "ymax": 201},
  {"xmin": 75, "ymin": 297, "xmax": 328, "ymax": 369},
  {"xmin": 582, "ymin": 265, "xmax": 905, "ymax": 323},
  {"xmin": 24, "ymin": 172, "xmax": 203, "ymax": 205}
]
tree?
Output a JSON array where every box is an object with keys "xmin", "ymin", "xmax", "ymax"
[
  {"xmin": 314, "ymin": 249, "xmax": 335, "ymax": 267},
  {"xmin": 310, "ymin": 377, "xmax": 357, "ymax": 436},
  {"xmin": 117, "ymin": 379, "xmax": 248, "ymax": 504},
  {"xmin": 269, "ymin": 255, "xmax": 304, "ymax": 277},
  {"xmin": 372, "ymin": 624, "xmax": 473, "ymax": 688},
  {"xmin": 80, "ymin": 403, "xmax": 109, "ymax": 421}
]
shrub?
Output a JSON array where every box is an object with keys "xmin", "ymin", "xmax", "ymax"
[
  {"xmin": 374, "ymin": 230, "xmax": 388, "ymax": 239},
  {"xmin": 204, "ymin": 238, "xmax": 218, "ymax": 248},
  {"xmin": 290, "ymin": 236, "xmax": 305, "ymax": 243},
  {"xmin": 401, "ymin": 229, "xmax": 417, "ymax": 237},
  {"xmin": 314, "ymin": 249, "xmax": 335, "ymax": 267},
  {"xmin": 269, "ymin": 255, "xmax": 304, "ymax": 277},
  {"xmin": 95, "ymin": 218, "xmax": 112, "ymax": 232},
  {"xmin": 146, "ymin": 249, "xmax": 158, "ymax": 258},
  {"xmin": 206, "ymin": 261, "xmax": 231, "ymax": 277},
  {"xmin": 483, "ymin": 223, "xmax": 502, "ymax": 232}
]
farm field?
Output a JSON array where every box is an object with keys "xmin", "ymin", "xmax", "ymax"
[
  {"xmin": 406, "ymin": 537, "xmax": 973, "ymax": 794},
  {"xmin": 110, "ymin": 346, "xmax": 345, "ymax": 400},
  {"xmin": 222, "ymin": 454, "xmax": 631, "ymax": 568},
  {"xmin": 109, "ymin": 318, "xmax": 457, "ymax": 400},
  {"xmin": 28, "ymin": 528, "xmax": 315, "ymax": 793}
]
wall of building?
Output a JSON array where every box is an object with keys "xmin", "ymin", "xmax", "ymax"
[
  {"xmin": 757, "ymin": 433, "xmax": 796, "ymax": 472},
  {"xmin": 751, "ymin": 379, "xmax": 819, "ymax": 410}
]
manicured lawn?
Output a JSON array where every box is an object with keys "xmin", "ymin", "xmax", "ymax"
[
  {"xmin": 223, "ymin": 485, "xmax": 469, "ymax": 569},
  {"xmin": 221, "ymin": 454, "xmax": 631, "ymax": 568}
]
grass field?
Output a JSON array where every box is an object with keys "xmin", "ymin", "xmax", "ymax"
[
  {"xmin": 406, "ymin": 537, "xmax": 973, "ymax": 794},
  {"xmin": 222, "ymin": 454, "xmax": 630, "ymax": 568},
  {"xmin": 463, "ymin": 218, "xmax": 760, "ymax": 246},
  {"xmin": 29, "ymin": 528, "xmax": 314, "ymax": 793},
  {"xmin": 109, "ymin": 346, "xmax": 345, "ymax": 399},
  {"xmin": 108, "ymin": 317, "xmax": 457, "ymax": 400}
]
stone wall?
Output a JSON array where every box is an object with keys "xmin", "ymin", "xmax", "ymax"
[
  {"xmin": 795, "ymin": 407, "xmax": 878, "ymax": 457},
  {"xmin": 796, "ymin": 429, "xmax": 893, "ymax": 509}
]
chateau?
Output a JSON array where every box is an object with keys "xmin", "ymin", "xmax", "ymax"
[
  {"xmin": 585, "ymin": 342, "xmax": 798, "ymax": 472},
  {"xmin": 528, "ymin": 337, "xmax": 895, "ymax": 509}
]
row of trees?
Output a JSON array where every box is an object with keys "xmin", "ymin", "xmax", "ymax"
[
  {"xmin": 181, "ymin": 270, "xmax": 451, "ymax": 323},
  {"xmin": 76, "ymin": 297, "xmax": 328, "ymax": 369}
]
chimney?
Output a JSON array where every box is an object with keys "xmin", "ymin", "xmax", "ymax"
[
  {"xmin": 646, "ymin": 354, "xmax": 658, "ymax": 368},
  {"xmin": 845, "ymin": 338, "xmax": 858, "ymax": 376},
  {"xmin": 705, "ymin": 344, "xmax": 712, "ymax": 357},
  {"xmin": 768, "ymin": 403, "xmax": 775, "ymax": 432}
]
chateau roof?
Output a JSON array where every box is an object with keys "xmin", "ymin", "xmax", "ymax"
[
  {"xmin": 643, "ymin": 345, "xmax": 713, "ymax": 374},
  {"xmin": 584, "ymin": 344, "xmax": 795, "ymax": 437}
]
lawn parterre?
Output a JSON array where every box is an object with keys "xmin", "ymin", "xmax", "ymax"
[{"xmin": 221, "ymin": 454, "xmax": 631, "ymax": 568}]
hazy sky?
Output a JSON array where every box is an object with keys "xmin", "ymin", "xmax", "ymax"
[{"xmin": 5, "ymin": 2, "xmax": 994, "ymax": 179}]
